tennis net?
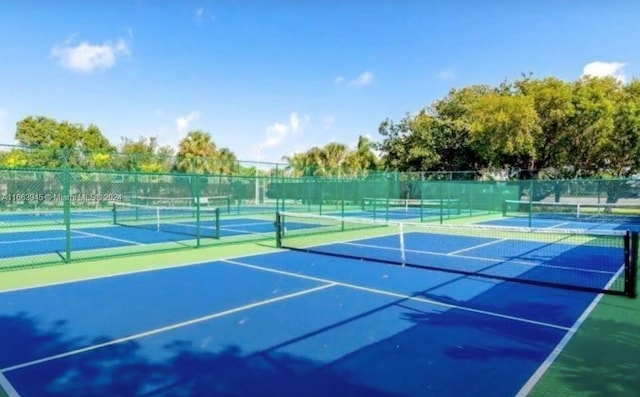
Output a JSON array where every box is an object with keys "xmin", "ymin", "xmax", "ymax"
[
  {"xmin": 275, "ymin": 211, "xmax": 638, "ymax": 297},
  {"xmin": 503, "ymin": 199, "xmax": 640, "ymax": 224},
  {"xmin": 113, "ymin": 202, "xmax": 220, "ymax": 239},
  {"xmin": 127, "ymin": 195, "xmax": 231, "ymax": 214},
  {"xmin": 362, "ymin": 197, "xmax": 461, "ymax": 219}
]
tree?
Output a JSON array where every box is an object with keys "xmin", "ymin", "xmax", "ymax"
[
  {"xmin": 376, "ymin": 115, "xmax": 416, "ymax": 171},
  {"xmin": 344, "ymin": 135, "xmax": 380, "ymax": 175},
  {"xmin": 513, "ymin": 77, "xmax": 574, "ymax": 173},
  {"xmin": 11, "ymin": 116, "xmax": 115, "ymax": 169},
  {"xmin": 560, "ymin": 77, "xmax": 621, "ymax": 177},
  {"xmin": 215, "ymin": 148, "xmax": 238, "ymax": 175},
  {"xmin": 282, "ymin": 152, "xmax": 313, "ymax": 177},
  {"xmin": 176, "ymin": 130, "xmax": 217, "ymax": 174},
  {"xmin": 119, "ymin": 136, "xmax": 174, "ymax": 172},
  {"xmin": 175, "ymin": 130, "xmax": 238, "ymax": 175},
  {"xmin": 467, "ymin": 92, "xmax": 538, "ymax": 170}
]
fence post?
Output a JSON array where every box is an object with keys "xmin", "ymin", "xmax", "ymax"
[
  {"xmin": 62, "ymin": 154, "xmax": 72, "ymax": 263},
  {"xmin": 627, "ymin": 231, "xmax": 638, "ymax": 298}
]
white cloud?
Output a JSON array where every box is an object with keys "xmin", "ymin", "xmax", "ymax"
[
  {"xmin": 51, "ymin": 36, "xmax": 130, "ymax": 73},
  {"xmin": 289, "ymin": 113, "xmax": 301, "ymax": 132},
  {"xmin": 335, "ymin": 71, "xmax": 374, "ymax": 87},
  {"xmin": 435, "ymin": 68, "xmax": 457, "ymax": 80},
  {"xmin": 175, "ymin": 111, "xmax": 201, "ymax": 135},
  {"xmin": 348, "ymin": 71, "xmax": 374, "ymax": 87},
  {"xmin": 322, "ymin": 115, "xmax": 335, "ymax": 130},
  {"xmin": 194, "ymin": 7, "xmax": 214, "ymax": 23},
  {"xmin": 582, "ymin": 61, "xmax": 628, "ymax": 82},
  {"xmin": 256, "ymin": 112, "xmax": 309, "ymax": 159}
]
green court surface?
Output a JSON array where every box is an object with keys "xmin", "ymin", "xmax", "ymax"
[
  {"xmin": 0, "ymin": 238, "xmax": 637, "ymax": 397},
  {"xmin": 528, "ymin": 283, "xmax": 640, "ymax": 397}
]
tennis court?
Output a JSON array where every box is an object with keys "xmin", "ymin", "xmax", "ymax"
[
  {"xmin": 0, "ymin": 215, "xmax": 314, "ymax": 261},
  {"xmin": 482, "ymin": 199, "xmax": 640, "ymax": 231},
  {"xmin": 0, "ymin": 211, "xmax": 636, "ymax": 396}
]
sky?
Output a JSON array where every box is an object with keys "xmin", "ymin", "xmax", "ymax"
[{"xmin": 0, "ymin": 1, "xmax": 639, "ymax": 165}]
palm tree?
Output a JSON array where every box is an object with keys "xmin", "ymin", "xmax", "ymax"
[
  {"xmin": 176, "ymin": 130, "xmax": 217, "ymax": 174},
  {"xmin": 320, "ymin": 142, "xmax": 348, "ymax": 176},
  {"xmin": 215, "ymin": 147, "xmax": 238, "ymax": 175},
  {"xmin": 282, "ymin": 152, "xmax": 312, "ymax": 177}
]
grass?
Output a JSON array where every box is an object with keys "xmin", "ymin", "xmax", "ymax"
[{"xmin": 529, "ymin": 280, "xmax": 640, "ymax": 397}]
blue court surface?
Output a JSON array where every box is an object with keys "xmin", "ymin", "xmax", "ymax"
[
  {"xmin": 479, "ymin": 215, "xmax": 640, "ymax": 232},
  {"xmin": 0, "ymin": 230, "xmax": 615, "ymax": 396},
  {"xmin": 0, "ymin": 218, "xmax": 310, "ymax": 260},
  {"xmin": 324, "ymin": 209, "xmax": 455, "ymax": 221},
  {"xmin": 0, "ymin": 210, "xmax": 113, "ymax": 225}
]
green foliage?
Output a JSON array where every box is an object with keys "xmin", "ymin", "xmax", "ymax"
[
  {"xmin": 118, "ymin": 136, "xmax": 174, "ymax": 172},
  {"xmin": 377, "ymin": 76, "xmax": 640, "ymax": 180},
  {"xmin": 468, "ymin": 92, "xmax": 538, "ymax": 169},
  {"xmin": 176, "ymin": 130, "xmax": 238, "ymax": 174},
  {"xmin": 282, "ymin": 136, "xmax": 380, "ymax": 177},
  {"xmin": 12, "ymin": 116, "xmax": 116, "ymax": 169}
]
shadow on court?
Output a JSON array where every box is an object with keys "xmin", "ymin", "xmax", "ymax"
[{"xmin": 0, "ymin": 312, "xmax": 405, "ymax": 397}]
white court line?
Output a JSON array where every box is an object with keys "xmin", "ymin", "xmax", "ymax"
[
  {"xmin": 221, "ymin": 227, "xmax": 267, "ymax": 235},
  {"xmin": 447, "ymin": 238, "xmax": 508, "ymax": 255},
  {"xmin": 1, "ymin": 282, "xmax": 335, "ymax": 373},
  {"xmin": 72, "ymin": 230, "xmax": 145, "ymax": 246},
  {"xmin": 222, "ymin": 221, "xmax": 270, "ymax": 228},
  {"xmin": 548, "ymin": 221, "xmax": 572, "ymax": 229},
  {"xmin": 222, "ymin": 259, "xmax": 570, "ymax": 331},
  {"xmin": 0, "ymin": 235, "xmax": 93, "ymax": 245},
  {"xmin": 341, "ymin": 242, "xmax": 616, "ymax": 275},
  {"xmin": 0, "ymin": 248, "xmax": 288, "ymax": 295},
  {"xmin": 168, "ymin": 222, "xmax": 216, "ymax": 230},
  {"xmin": 0, "ymin": 372, "xmax": 19, "ymax": 397},
  {"xmin": 515, "ymin": 265, "xmax": 625, "ymax": 396}
]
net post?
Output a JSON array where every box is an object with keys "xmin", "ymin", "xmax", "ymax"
[
  {"xmin": 626, "ymin": 231, "xmax": 638, "ymax": 298},
  {"xmin": 399, "ymin": 222, "xmax": 406, "ymax": 266},
  {"xmin": 194, "ymin": 176, "xmax": 201, "ymax": 247},
  {"xmin": 528, "ymin": 179, "xmax": 534, "ymax": 228},
  {"xmin": 215, "ymin": 207, "xmax": 221, "ymax": 240},
  {"xmin": 577, "ymin": 203, "xmax": 581, "ymax": 220},
  {"xmin": 112, "ymin": 202, "xmax": 117, "ymax": 225},
  {"xmin": 275, "ymin": 211, "xmax": 282, "ymax": 248},
  {"xmin": 502, "ymin": 200, "xmax": 507, "ymax": 217},
  {"xmin": 372, "ymin": 197, "xmax": 377, "ymax": 220},
  {"xmin": 439, "ymin": 182, "xmax": 444, "ymax": 224},
  {"xmin": 385, "ymin": 197, "xmax": 389, "ymax": 222},
  {"xmin": 62, "ymin": 166, "xmax": 72, "ymax": 264}
]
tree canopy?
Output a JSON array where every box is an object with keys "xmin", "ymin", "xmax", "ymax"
[
  {"xmin": 3, "ymin": 75, "xmax": 640, "ymax": 180},
  {"xmin": 281, "ymin": 135, "xmax": 380, "ymax": 177},
  {"xmin": 377, "ymin": 76, "xmax": 640, "ymax": 179},
  {"xmin": 0, "ymin": 117, "xmax": 240, "ymax": 175}
]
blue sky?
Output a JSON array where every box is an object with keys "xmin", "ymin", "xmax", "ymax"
[{"xmin": 0, "ymin": 1, "xmax": 639, "ymax": 165}]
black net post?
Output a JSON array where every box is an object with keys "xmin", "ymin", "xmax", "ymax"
[
  {"xmin": 214, "ymin": 207, "xmax": 221, "ymax": 239},
  {"xmin": 626, "ymin": 231, "xmax": 638, "ymax": 298},
  {"xmin": 275, "ymin": 211, "xmax": 283, "ymax": 248}
]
